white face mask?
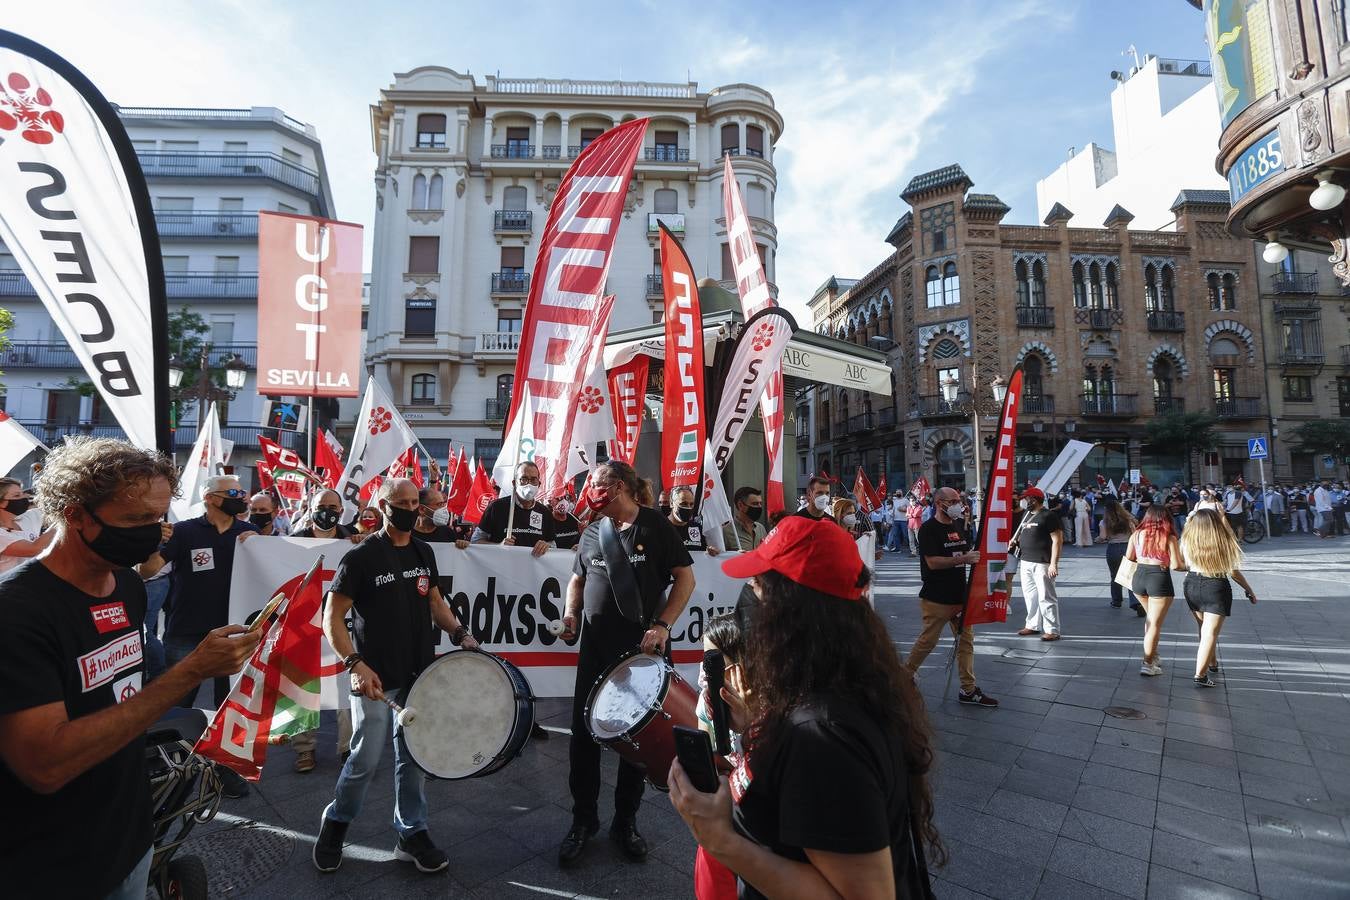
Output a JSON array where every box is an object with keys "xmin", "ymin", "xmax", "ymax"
[
  {"xmin": 1019, "ymin": 498, "xmax": 1029, "ymax": 510},
  {"xmin": 813, "ymin": 494, "xmax": 831, "ymax": 512},
  {"xmin": 946, "ymin": 502, "xmax": 966, "ymax": 519},
  {"xmin": 431, "ymin": 507, "xmax": 451, "ymax": 527},
  {"xmin": 842, "ymin": 513, "xmax": 858, "ymax": 527},
  {"xmin": 517, "ymin": 484, "xmax": 539, "ymax": 502}
]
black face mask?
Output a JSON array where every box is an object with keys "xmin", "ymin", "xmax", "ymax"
[
  {"xmin": 219, "ymin": 496, "xmax": 247, "ymax": 516},
  {"xmin": 249, "ymin": 512, "xmax": 273, "ymax": 529},
  {"xmin": 312, "ymin": 508, "xmax": 340, "ymax": 531},
  {"xmin": 659, "ymin": 504, "xmax": 672, "ymax": 518},
  {"xmin": 3, "ymin": 498, "xmax": 32, "ymax": 517},
  {"xmin": 744, "ymin": 505, "xmax": 763, "ymax": 522},
  {"xmin": 674, "ymin": 506, "xmax": 694, "ymax": 522},
  {"xmin": 384, "ymin": 504, "xmax": 419, "ymax": 533},
  {"xmin": 80, "ymin": 509, "xmax": 163, "ymax": 568}
]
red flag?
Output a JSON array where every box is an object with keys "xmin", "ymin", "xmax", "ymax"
[
  {"xmin": 462, "ymin": 461, "xmax": 497, "ymax": 526},
  {"xmin": 390, "ymin": 447, "xmax": 424, "ymax": 488},
  {"xmin": 659, "ymin": 226, "xmax": 706, "ymax": 490},
  {"xmin": 853, "ymin": 467, "xmax": 879, "ymax": 515},
  {"xmin": 258, "ymin": 435, "xmax": 318, "ymax": 500},
  {"xmin": 913, "ymin": 476, "xmax": 932, "ymax": 499},
  {"xmin": 962, "ymin": 369, "xmax": 1024, "ymax": 627},
  {"xmin": 607, "ymin": 355, "xmax": 649, "ymax": 464},
  {"xmin": 314, "ymin": 429, "xmax": 344, "ymax": 489},
  {"xmin": 506, "ymin": 117, "xmax": 648, "ymax": 499},
  {"xmin": 359, "ymin": 475, "xmax": 383, "ymax": 504},
  {"xmin": 445, "ymin": 449, "xmax": 472, "ymax": 516}
]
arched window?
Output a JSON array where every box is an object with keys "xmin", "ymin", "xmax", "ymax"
[
  {"xmin": 925, "ymin": 266, "xmax": 942, "ymax": 308},
  {"xmin": 942, "ymin": 261, "xmax": 960, "ymax": 305},
  {"xmin": 427, "ymin": 174, "xmax": 444, "ymax": 209},
  {"xmin": 1099, "ymin": 364, "xmax": 1115, "ymax": 399},
  {"xmin": 410, "ymin": 373, "xmax": 435, "ymax": 405},
  {"xmin": 1160, "ymin": 265, "xmax": 1175, "ymax": 310},
  {"xmin": 1153, "ymin": 357, "xmax": 1174, "ymax": 408},
  {"xmin": 1083, "ymin": 364, "xmax": 1099, "ymax": 402},
  {"xmin": 745, "ymin": 125, "xmax": 765, "ymax": 158},
  {"xmin": 1031, "ymin": 260, "xmax": 1047, "ymax": 307},
  {"xmin": 1088, "ymin": 263, "xmax": 1103, "ymax": 308},
  {"xmin": 1209, "ymin": 339, "xmax": 1238, "ymax": 403},
  {"xmin": 881, "ymin": 302, "xmax": 893, "ymax": 337},
  {"xmin": 411, "ymin": 173, "xmax": 428, "ymax": 210},
  {"xmin": 1104, "ymin": 263, "xmax": 1118, "ymax": 308},
  {"xmin": 1072, "ymin": 262, "xmax": 1086, "ymax": 308},
  {"xmin": 839, "ymin": 389, "xmax": 850, "ymax": 424},
  {"xmin": 654, "ymin": 188, "xmax": 678, "ymax": 214},
  {"xmin": 1220, "ymin": 273, "xmax": 1237, "ymax": 310},
  {"xmin": 503, "ymin": 185, "xmax": 527, "ymax": 210},
  {"xmin": 1144, "ymin": 263, "xmax": 1158, "ymax": 311},
  {"xmin": 932, "ymin": 338, "xmax": 962, "ymax": 360},
  {"xmin": 1024, "ymin": 354, "xmax": 1044, "ymax": 399},
  {"xmin": 720, "ymin": 123, "xmax": 739, "ymax": 155},
  {"xmin": 1015, "ymin": 260, "xmax": 1030, "ymax": 307},
  {"xmin": 1206, "ymin": 273, "xmax": 1221, "ymax": 310},
  {"xmin": 936, "ymin": 441, "xmax": 965, "ymax": 489}
]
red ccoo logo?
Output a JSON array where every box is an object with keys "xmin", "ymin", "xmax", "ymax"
[{"xmin": 0, "ymin": 72, "xmax": 65, "ymax": 145}]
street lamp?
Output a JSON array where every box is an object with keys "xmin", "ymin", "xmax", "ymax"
[
  {"xmin": 940, "ymin": 370, "xmax": 1007, "ymax": 502},
  {"xmin": 167, "ymin": 344, "xmax": 250, "ymax": 444}
]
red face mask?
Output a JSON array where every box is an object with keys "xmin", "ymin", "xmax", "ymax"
[{"xmin": 586, "ymin": 490, "xmax": 611, "ymax": 512}]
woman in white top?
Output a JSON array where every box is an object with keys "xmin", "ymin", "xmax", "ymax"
[
  {"xmin": 1073, "ymin": 491, "xmax": 1092, "ymax": 548},
  {"xmin": 1189, "ymin": 488, "xmax": 1223, "ymax": 520},
  {"xmin": 0, "ymin": 477, "xmax": 53, "ymax": 574}
]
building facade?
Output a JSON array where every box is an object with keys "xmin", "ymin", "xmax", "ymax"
[
  {"xmin": 814, "ymin": 165, "xmax": 1275, "ymax": 493},
  {"xmin": 364, "ymin": 68, "xmax": 783, "ymax": 463},
  {"xmin": 0, "ymin": 105, "xmax": 336, "ymax": 481}
]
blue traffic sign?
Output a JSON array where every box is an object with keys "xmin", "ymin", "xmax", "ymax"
[{"xmin": 1248, "ymin": 437, "xmax": 1269, "ymax": 460}]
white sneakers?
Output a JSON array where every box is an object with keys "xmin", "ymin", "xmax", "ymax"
[{"xmin": 1139, "ymin": 661, "xmax": 1163, "ymax": 677}]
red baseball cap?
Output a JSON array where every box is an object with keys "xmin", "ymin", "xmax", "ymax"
[
  {"xmin": 1022, "ymin": 487, "xmax": 1045, "ymax": 500},
  {"xmin": 721, "ymin": 516, "xmax": 866, "ymax": 601}
]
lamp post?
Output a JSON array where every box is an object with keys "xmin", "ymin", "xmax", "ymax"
[
  {"xmin": 941, "ymin": 371, "xmax": 1007, "ymax": 502},
  {"xmin": 167, "ymin": 343, "xmax": 249, "ymax": 455}
]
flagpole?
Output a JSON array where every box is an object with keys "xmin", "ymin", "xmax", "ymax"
[{"xmin": 505, "ymin": 384, "xmax": 529, "ymax": 538}]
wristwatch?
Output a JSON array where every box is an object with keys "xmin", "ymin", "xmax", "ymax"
[{"xmin": 342, "ymin": 652, "xmax": 364, "ymax": 671}]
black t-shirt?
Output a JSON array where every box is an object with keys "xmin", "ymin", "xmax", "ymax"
[
  {"xmin": 413, "ymin": 524, "xmax": 457, "ymax": 543},
  {"xmin": 478, "ymin": 497, "xmax": 556, "ymax": 545},
  {"xmin": 572, "ymin": 507, "xmax": 694, "ymax": 623},
  {"xmin": 292, "ymin": 523, "xmax": 354, "ymax": 539},
  {"xmin": 732, "ymin": 694, "xmax": 913, "ymax": 900},
  {"xmin": 159, "ymin": 515, "xmax": 258, "ymax": 637},
  {"xmin": 672, "ymin": 517, "xmax": 708, "ymax": 550},
  {"xmin": 1016, "ymin": 508, "xmax": 1059, "ymax": 564},
  {"xmin": 0, "ymin": 561, "xmax": 153, "ymax": 897},
  {"xmin": 792, "ymin": 508, "xmax": 835, "ymax": 524},
  {"xmin": 330, "ymin": 534, "xmax": 439, "ymax": 691},
  {"xmin": 918, "ymin": 516, "xmax": 970, "ymax": 605},
  {"xmin": 551, "ymin": 513, "xmax": 582, "ymax": 549}
]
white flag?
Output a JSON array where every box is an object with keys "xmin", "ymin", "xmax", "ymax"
[
  {"xmin": 0, "ymin": 412, "xmax": 46, "ymax": 477},
  {"xmin": 170, "ymin": 402, "xmax": 224, "ymax": 522},
  {"xmin": 565, "ymin": 297, "xmax": 617, "ymax": 482},
  {"xmin": 493, "ymin": 382, "xmax": 537, "ymax": 490},
  {"xmin": 1107, "ymin": 478, "xmax": 1118, "ymax": 497},
  {"xmin": 335, "ymin": 378, "xmax": 418, "ymax": 521},
  {"xmin": 700, "ymin": 439, "xmax": 735, "ymax": 550}
]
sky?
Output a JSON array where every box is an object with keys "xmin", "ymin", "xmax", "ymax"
[{"xmin": 4, "ymin": 0, "xmax": 1212, "ymax": 321}]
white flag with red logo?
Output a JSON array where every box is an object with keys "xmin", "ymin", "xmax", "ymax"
[
  {"xmin": 493, "ymin": 381, "xmax": 540, "ymax": 491},
  {"xmin": 722, "ymin": 155, "xmax": 786, "ymax": 513},
  {"xmin": 0, "ymin": 411, "xmax": 46, "ymax": 477},
  {"xmin": 562, "ymin": 295, "xmax": 616, "ymax": 481},
  {"xmin": 170, "ymin": 401, "xmax": 224, "ymax": 522},
  {"xmin": 505, "ymin": 118, "xmax": 647, "ymax": 499},
  {"xmin": 707, "ymin": 307, "xmax": 797, "ymax": 476},
  {"xmin": 334, "ymin": 378, "xmax": 417, "ymax": 521}
]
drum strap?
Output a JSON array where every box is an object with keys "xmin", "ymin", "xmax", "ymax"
[{"xmin": 599, "ymin": 517, "xmax": 644, "ymax": 624}]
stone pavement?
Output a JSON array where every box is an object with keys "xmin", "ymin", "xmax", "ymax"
[{"xmin": 174, "ymin": 534, "xmax": 1350, "ymax": 899}]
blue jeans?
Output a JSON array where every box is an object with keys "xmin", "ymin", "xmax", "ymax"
[
  {"xmin": 103, "ymin": 845, "xmax": 152, "ymax": 900},
  {"xmin": 143, "ymin": 578, "xmax": 171, "ymax": 681},
  {"xmin": 886, "ymin": 522, "xmax": 904, "ymax": 551},
  {"xmin": 323, "ymin": 689, "xmax": 427, "ymax": 837}
]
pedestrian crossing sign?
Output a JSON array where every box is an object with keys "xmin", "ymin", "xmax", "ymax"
[{"xmin": 1248, "ymin": 437, "xmax": 1268, "ymax": 459}]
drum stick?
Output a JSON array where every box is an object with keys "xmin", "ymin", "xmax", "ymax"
[{"xmin": 379, "ymin": 694, "xmax": 418, "ymax": 727}]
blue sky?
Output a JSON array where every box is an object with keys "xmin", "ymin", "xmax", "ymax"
[{"xmin": 6, "ymin": 0, "xmax": 1211, "ymax": 318}]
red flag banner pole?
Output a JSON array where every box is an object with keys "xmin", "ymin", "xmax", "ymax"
[
  {"xmin": 659, "ymin": 225, "xmax": 706, "ymax": 491},
  {"xmin": 960, "ymin": 368, "xmax": 1024, "ymax": 630}
]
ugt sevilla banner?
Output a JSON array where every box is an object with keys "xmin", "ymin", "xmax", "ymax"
[
  {"xmin": 659, "ymin": 225, "xmax": 705, "ymax": 490},
  {"xmin": 607, "ymin": 355, "xmax": 649, "ymax": 464},
  {"xmin": 506, "ymin": 117, "xmax": 647, "ymax": 499},
  {"xmin": 962, "ymin": 368, "xmax": 1023, "ymax": 627},
  {"xmin": 708, "ymin": 306, "xmax": 797, "ymax": 474},
  {"xmin": 0, "ymin": 31, "xmax": 170, "ymax": 451},
  {"xmin": 257, "ymin": 212, "xmax": 363, "ymax": 398}
]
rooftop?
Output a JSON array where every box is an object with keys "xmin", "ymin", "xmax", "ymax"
[
  {"xmin": 885, "ymin": 212, "xmax": 913, "ymax": 246},
  {"xmin": 484, "ymin": 76, "xmax": 697, "ymax": 99},
  {"xmin": 1170, "ymin": 189, "xmax": 1232, "ymax": 211},
  {"xmin": 114, "ymin": 105, "xmax": 315, "ymax": 138},
  {"xmin": 901, "ymin": 164, "xmax": 973, "ymax": 200},
  {"xmin": 964, "ymin": 193, "xmax": 1010, "ymax": 214}
]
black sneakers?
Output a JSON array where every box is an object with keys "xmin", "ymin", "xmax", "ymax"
[
  {"xmin": 558, "ymin": 820, "xmax": 599, "ymax": 867},
  {"xmin": 313, "ymin": 817, "xmax": 348, "ymax": 872},
  {"xmin": 958, "ymin": 687, "xmax": 999, "ymax": 708},
  {"xmin": 395, "ymin": 830, "xmax": 449, "ymax": 873},
  {"xmin": 610, "ymin": 819, "xmax": 649, "ymax": 861}
]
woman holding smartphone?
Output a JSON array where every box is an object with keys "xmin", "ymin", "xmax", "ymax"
[
  {"xmin": 1181, "ymin": 509, "xmax": 1258, "ymax": 687},
  {"xmin": 669, "ymin": 516, "xmax": 942, "ymax": 900}
]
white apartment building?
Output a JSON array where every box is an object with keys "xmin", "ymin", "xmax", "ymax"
[
  {"xmin": 365, "ymin": 67, "xmax": 783, "ymax": 463},
  {"xmin": 1036, "ymin": 54, "xmax": 1229, "ymax": 230},
  {"xmin": 0, "ymin": 105, "xmax": 336, "ymax": 484}
]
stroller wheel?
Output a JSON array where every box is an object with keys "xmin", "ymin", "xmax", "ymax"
[{"xmin": 163, "ymin": 854, "xmax": 208, "ymax": 900}]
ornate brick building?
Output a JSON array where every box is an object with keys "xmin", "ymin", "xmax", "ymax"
[{"xmin": 813, "ymin": 164, "xmax": 1271, "ymax": 492}]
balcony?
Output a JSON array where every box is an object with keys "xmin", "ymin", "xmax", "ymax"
[
  {"xmin": 475, "ymin": 331, "xmax": 520, "ymax": 359},
  {"xmin": 847, "ymin": 412, "xmax": 875, "ymax": 432},
  {"xmin": 796, "ymin": 418, "xmax": 810, "ymax": 440},
  {"xmin": 0, "ymin": 270, "xmax": 36, "ymax": 296},
  {"xmin": 646, "ymin": 274, "xmax": 664, "ymax": 297},
  {"xmin": 1273, "ymin": 297, "xmax": 1320, "ymax": 315},
  {"xmin": 490, "ymin": 144, "xmax": 535, "ymax": 159},
  {"xmin": 0, "ymin": 342, "xmax": 81, "ymax": 368},
  {"xmin": 490, "ymin": 272, "xmax": 529, "ymax": 295},
  {"xmin": 1270, "ymin": 271, "xmax": 1318, "ymax": 294},
  {"xmin": 648, "ymin": 213, "xmax": 686, "ymax": 235},
  {"xmin": 540, "ymin": 145, "xmax": 562, "ymax": 159},
  {"xmin": 1153, "ymin": 397, "xmax": 1185, "ymax": 415},
  {"xmin": 1079, "ymin": 394, "xmax": 1138, "ymax": 417},
  {"xmin": 878, "ymin": 406, "xmax": 897, "ymax": 427},
  {"xmin": 1146, "ymin": 309, "xmax": 1186, "ymax": 332},
  {"xmin": 155, "ymin": 211, "xmax": 258, "ymax": 240},
  {"xmin": 165, "ymin": 272, "xmax": 258, "ymax": 299},
  {"xmin": 644, "ymin": 146, "xmax": 690, "ymax": 162},
  {"xmin": 916, "ymin": 395, "xmax": 966, "ymax": 418},
  {"xmin": 1214, "ymin": 397, "xmax": 1261, "ymax": 418},
  {"xmin": 1022, "ymin": 394, "xmax": 1055, "ymax": 415},
  {"xmin": 1074, "ymin": 308, "xmax": 1123, "ymax": 329},
  {"xmin": 485, "ymin": 398, "xmax": 509, "ymax": 422},
  {"xmin": 1280, "ymin": 348, "xmax": 1325, "ymax": 366},
  {"xmin": 493, "ymin": 210, "xmax": 533, "ymax": 233},
  {"xmin": 1015, "ymin": 306, "xmax": 1054, "ymax": 328},
  {"xmin": 136, "ymin": 151, "xmax": 320, "ymax": 197}
]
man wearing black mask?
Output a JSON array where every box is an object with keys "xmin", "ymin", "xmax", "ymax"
[
  {"xmin": 244, "ymin": 492, "xmax": 280, "ymax": 536},
  {"xmin": 721, "ymin": 486, "xmax": 768, "ymax": 551},
  {"xmin": 667, "ymin": 485, "xmax": 719, "ymax": 556}
]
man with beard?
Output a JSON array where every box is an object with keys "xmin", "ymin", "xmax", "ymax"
[{"xmin": 721, "ymin": 486, "xmax": 768, "ymax": 552}]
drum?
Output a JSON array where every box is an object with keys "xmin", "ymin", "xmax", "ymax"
[
  {"xmin": 401, "ymin": 650, "xmax": 535, "ymax": 779},
  {"xmin": 584, "ymin": 651, "xmax": 697, "ymax": 791}
]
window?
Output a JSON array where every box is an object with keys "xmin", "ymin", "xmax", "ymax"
[
  {"xmin": 161, "ymin": 255, "xmax": 188, "ymax": 273},
  {"xmin": 46, "ymin": 389, "xmax": 81, "ymax": 425},
  {"xmin": 1282, "ymin": 376, "xmax": 1313, "ymax": 402},
  {"xmin": 157, "ymin": 196, "xmax": 193, "ymax": 213},
  {"xmin": 1340, "ymin": 377, "xmax": 1350, "ymax": 417},
  {"xmin": 506, "ymin": 126, "xmax": 531, "ymax": 157},
  {"xmin": 416, "ymin": 113, "xmax": 447, "ymax": 148},
  {"xmin": 1144, "ymin": 264, "xmax": 1158, "ymax": 311},
  {"xmin": 497, "ymin": 311, "xmax": 521, "ymax": 333},
  {"xmin": 1220, "ymin": 273, "xmax": 1236, "ymax": 310},
  {"xmin": 475, "ymin": 439, "xmax": 503, "ymax": 463},
  {"xmin": 654, "ymin": 188, "xmax": 678, "ymax": 214},
  {"xmin": 1212, "ymin": 366, "xmax": 1235, "ymax": 401},
  {"xmin": 1153, "ymin": 357, "xmax": 1174, "ymax": 401},
  {"xmin": 838, "ymin": 390, "xmax": 849, "ymax": 424},
  {"xmin": 1088, "ymin": 263, "xmax": 1103, "ymax": 308},
  {"xmin": 1015, "ymin": 260, "xmax": 1030, "ymax": 306},
  {"xmin": 652, "ymin": 248, "xmax": 662, "ymax": 275},
  {"xmin": 404, "ymin": 297, "xmax": 436, "ymax": 336},
  {"xmin": 214, "ymin": 256, "xmax": 239, "ymax": 275},
  {"xmin": 1160, "ymin": 265, "xmax": 1175, "ymax": 310},
  {"xmin": 1207, "ymin": 273, "xmax": 1221, "ymax": 310},
  {"xmin": 746, "ymin": 183, "xmax": 767, "ymax": 218},
  {"xmin": 942, "ymin": 262, "xmax": 960, "ymax": 305},
  {"xmin": 210, "ymin": 314, "xmax": 234, "ymax": 345},
  {"xmin": 931, "ymin": 230, "xmax": 946, "ymax": 252},
  {"xmin": 1083, "ymin": 365, "xmax": 1099, "ymax": 402},
  {"xmin": 720, "ymin": 123, "xmax": 739, "ymax": 155},
  {"xmin": 503, "ymin": 186, "xmax": 527, "ymax": 210},
  {"xmin": 218, "ymin": 197, "xmax": 244, "ymax": 212},
  {"xmin": 1072, "ymin": 262, "xmax": 1086, "ymax": 308},
  {"xmin": 1104, "ymin": 263, "xmax": 1118, "ymax": 308},
  {"xmin": 745, "ymin": 125, "xmax": 764, "ymax": 158},
  {"xmin": 281, "ymin": 147, "xmax": 302, "ymax": 166},
  {"xmin": 407, "ymin": 236, "xmax": 440, "ymax": 273},
  {"xmin": 578, "ymin": 128, "xmax": 602, "ymax": 151},
  {"xmin": 500, "ymin": 246, "xmax": 525, "ymax": 274},
  {"xmin": 936, "ymin": 441, "xmax": 965, "ymax": 489},
  {"xmin": 410, "ymin": 373, "xmax": 436, "ymax": 405},
  {"xmin": 757, "ymin": 244, "xmax": 768, "ymax": 278},
  {"xmin": 1032, "ymin": 260, "xmax": 1047, "ymax": 306},
  {"xmin": 653, "ymin": 129, "xmax": 679, "ymax": 160},
  {"xmin": 412, "ymin": 174, "xmax": 428, "ymax": 209},
  {"xmin": 1024, "ymin": 354, "xmax": 1043, "ymax": 398},
  {"xmin": 925, "ymin": 266, "xmax": 942, "ymax": 308},
  {"xmin": 428, "ymin": 174, "xmax": 443, "ymax": 208},
  {"xmin": 496, "ymin": 374, "xmax": 514, "ymax": 400},
  {"xmin": 277, "ymin": 203, "xmax": 298, "ymax": 213},
  {"xmin": 721, "ymin": 244, "xmax": 735, "ymax": 280}
]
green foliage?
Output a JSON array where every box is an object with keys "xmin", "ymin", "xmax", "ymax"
[
  {"xmin": 0, "ymin": 307, "xmax": 12, "ymax": 391},
  {"xmin": 1145, "ymin": 411, "xmax": 1218, "ymax": 481},
  {"xmin": 1289, "ymin": 419, "xmax": 1350, "ymax": 455}
]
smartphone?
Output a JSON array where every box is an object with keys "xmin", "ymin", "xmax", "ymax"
[{"xmin": 673, "ymin": 725, "xmax": 720, "ymax": 793}]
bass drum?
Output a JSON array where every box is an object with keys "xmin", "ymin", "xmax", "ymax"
[
  {"xmin": 401, "ymin": 650, "xmax": 535, "ymax": 779},
  {"xmin": 584, "ymin": 651, "xmax": 697, "ymax": 791}
]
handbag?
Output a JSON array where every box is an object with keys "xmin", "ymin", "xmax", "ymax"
[{"xmin": 1114, "ymin": 555, "xmax": 1138, "ymax": 591}]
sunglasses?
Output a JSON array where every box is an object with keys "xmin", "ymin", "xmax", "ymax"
[{"xmin": 212, "ymin": 488, "xmax": 247, "ymax": 499}]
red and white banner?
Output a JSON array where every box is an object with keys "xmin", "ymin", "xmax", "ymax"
[
  {"xmin": 853, "ymin": 466, "xmax": 879, "ymax": 515},
  {"xmin": 314, "ymin": 429, "xmax": 343, "ymax": 489},
  {"xmin": 722, "ymin": 155, "xmax": 785, "ymax": 513},
  {"xmin": 707, "ymin": 307, "xmax": 797, "ymax": 474},
  {"xmin": 606, "ymin": 355, "xmax": 649, "ymax": 465},
  {"xmin": 962, "ymin": 368, "xmax": 1023, "ymax": 627},
  {"xmin": 563, "ymin": 295, "xmax": 617, "ymax": 481},
  {"xmin": 878, "ymin": 472, "xmax": 889, "ymax": 503},
  {"xmin": 170, "ymin": 401, "xmax": 224, "ymax": 522},
  {"xmin": 506, "ymin": 117, "xmax": 647, "ymax": 499},
  {"xmin": 389, "ymin": 447, "xmax": 425, "ymax": 488},
  {"xmin": 659, "ymin": 226, "xmax": 705, "ymax": 490},
  {"xmin": 462, "ymin": 461, "xmax": 496, "ymax": 526},
  {"xmin": 913, "ymin": 476, "xmax": 932, "ymax": 499},
  {"xmin": 334, "ymin": 378, "xmax": 418, "ymax": 521},
  {"xmin": 257, "ymin": 212, "xmax": 362, "ymax": 398}
]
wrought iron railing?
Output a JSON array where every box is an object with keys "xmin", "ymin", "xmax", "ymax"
[
  {"xmin": 136, "ymin": 151, "xmax": 320, "ymax": 195},
  {"xmin": 1073, "ymin": 308, "xmax": 1123, "ymax": 329},
  {"xmin": 155, "ymin": 211, "xmax": 258, "ymax": 239},
  {"xmin": 1146, "ymin": 309, "xmax": 1186, "ymax": 332},
  {"xmin": 1015, "ymin": 306, "xmax": 1054, "ymax": 328},
  {"xmin": 1079, "ymin": 394, "xmax": 1138, "ymax": 416},
  {"xmin": 1214, "ymin": 397, "xmax": 1261, "ymax": 418},
  {"xmin": 1270, "ymin": 271, "xmax": 1318, "ymax": 294},
  {"xmin": 490, "ymin": 272, "xmax": 530, "ymax": 294},
  {"xmin": 644, "ymin": 146, "xmax": 690, "ymax": 162},
  {"xmin": 489, "ymin": 144, "xmax": 535, "ymax": 159},
  {"xmin": 493, "ymin": 210, "xmax": 532, "ymax": 231}
]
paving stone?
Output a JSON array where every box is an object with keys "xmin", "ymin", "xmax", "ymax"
[
  {"xmin": 1071, "ymin": 783, "xmax": 1157, "ymax": 828},
  {"xmin": 1231, "ymin": 731, "xmax": 1313, "ymax": 764},
  {"xmin": 1160, "ymin": 757, "xmax": 1243, "ymax": 792},
  {"xmin": 1034, "ymin": 869, "xmax": 1134, "ymax": 899},
  {"xmin": 1045, "ymin": 835, "xmax": 1148, "ymax": 899},
  {"xmin": 1028, "ymin": 730, "xmax": 1096, "ymax": 760},
  {"xmin": 1088, "ymin": 742, "xmax": 1164, "ymax": 775},
  {"xmin": 1163, "ymin": 723, "xmax": 1235, "ymax": 750},
  {"xmin": 1149, "ymin": 829, "xmax": 1256, "ymax": 893},
  {"xmin": 1145, "ymin": 863, "xmax": 1258, "ymax": 899},
  {"xmin": 1154, "ymin": 801, "xmax": 1251, "ymax": 849},
  {"xmin": 983, "ymin": 788, "xmax": 1070, "ymax": 833},
  {"xmin": 1078, "ymin": 761, "xmax": 1160, "ymax": 797},
  {"xmin": 1015, "ymin": 747, "xmax": 1090, "ymax": 779},
  {"xmin": 939, "ymin": 837, "xmax": 1043, "ymax": 900},
  {"xmin": 1096, "ymin": 726, "xmax": 1164, "ymax": 755},
  {"xmin": 1000, "ymin": 767, "xmax": 1082, "ymax": 806},
  {"xmin": 1060, "ymin": 807, "xmax": 1154, "ymax": 860}
]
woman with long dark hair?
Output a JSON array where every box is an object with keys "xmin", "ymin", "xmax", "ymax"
[
  {"xmin": 1127, "ymin": 503, "xmax": 1185, "ymax": 677},
  {"xmin": 1099, "ymin": 497, "xmax": 1144, "ymax": 616},
  {"xmin": 669, "ymin": 517, "xmax": 942, "ymax": 899}
]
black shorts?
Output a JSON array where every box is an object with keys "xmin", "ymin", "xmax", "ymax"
[
  {"xmin": 1185, "ymin": 573, "xmax": 1233, "ymax": 617},
  {"xmin": 1132, "ymin": 563, "xmax": 1175, "ymax": 598}
]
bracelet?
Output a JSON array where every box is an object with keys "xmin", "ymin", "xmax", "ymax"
[
  {"xmin": 653, "ymin": 619, "xmax": 672, "ymax": 633},
  {"xmin": 342, "ymin": 653, "xmax": 363, "ymax": 671}
]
